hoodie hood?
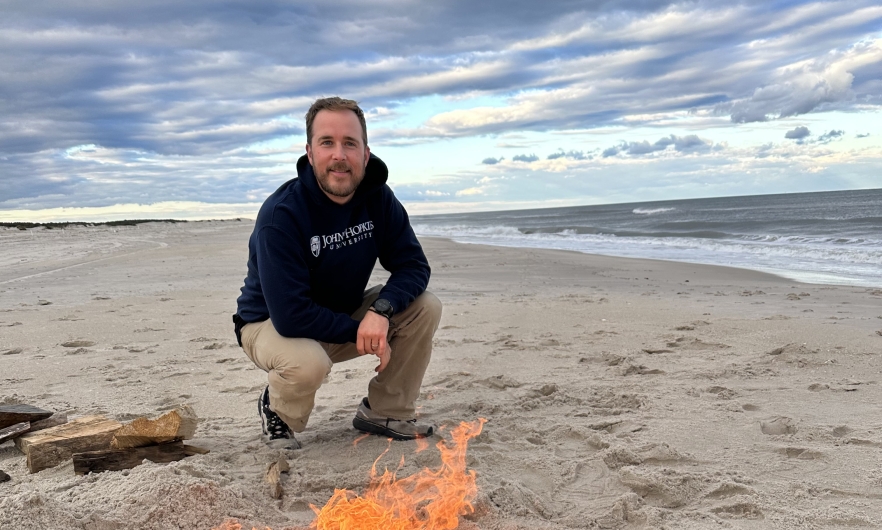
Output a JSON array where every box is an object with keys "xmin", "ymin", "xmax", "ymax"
[{"xmin": 297, "ymin": 152, "xmax": 389, "ymax": 208}]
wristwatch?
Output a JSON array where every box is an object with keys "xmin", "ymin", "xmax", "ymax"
[{"xmin": 369, "ymin": 298, "xmax": 394, "ymax": 320}]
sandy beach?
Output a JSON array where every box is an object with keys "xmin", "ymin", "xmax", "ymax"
[{"xmin": 2, "ymin": 219, "xmax": 882, "ymax": 529}]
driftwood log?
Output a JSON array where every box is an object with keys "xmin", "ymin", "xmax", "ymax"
[
  {"xmin": 28, "ymin": 413, "xmax": 69, "ymax": 433},
  {"xmin": 0, "ymin": 413, "xmax": 69, "ymax": 445},
  {"xmin": 15, "ymin": 415, "xmax": 122, "ymax": 473},
  {"xmin": 72, "ymin": 441, "xmax": 210, "ymax": 475},
  {"xmin": 111, "ymin": 406, "xmax": 198, "ymax": 449},
  {"xmin": 0, "ymin": 422, "xmax": 30, "ymax": 444},
  {"xmin": 0, "ymin": 405, "xmax": 53, "ymax": 430}
]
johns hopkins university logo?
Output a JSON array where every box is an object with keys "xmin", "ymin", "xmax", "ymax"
[{"xmin": 310, "ymin": 221, "xmax": 375, "ymax": 256}]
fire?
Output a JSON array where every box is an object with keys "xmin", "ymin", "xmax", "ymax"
[
  {"xmin": 312, "ymin": 419, "xmax": 485, "ymax": 530},
  {"xmin": 212, "ymin": 419, "xmax": 485, "ymax": 530}
]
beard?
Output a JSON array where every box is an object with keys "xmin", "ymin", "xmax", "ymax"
[{"xmin": 316, "ymin": 160, "xmax": 365, "ymax": 198}]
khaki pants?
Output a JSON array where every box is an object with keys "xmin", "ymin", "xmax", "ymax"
[{"xmin": 240, "ymin": 286, "xmax": 441, "ymax": 433}]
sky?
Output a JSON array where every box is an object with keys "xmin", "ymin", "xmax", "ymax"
[{"xmin": 1, "ymin": 0, "xmax": 880, "ymax": 222}]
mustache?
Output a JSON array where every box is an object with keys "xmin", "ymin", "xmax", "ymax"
[{"xmin": 328, "ymin": 162, "xmax": 351, "ymax": 172}]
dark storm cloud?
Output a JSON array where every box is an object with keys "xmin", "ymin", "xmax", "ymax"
[
  {"xmin": 1, "ymin": 0, "xmax": 880, "ymax": 210},
  {"xmin": 785, "ymin": 126, "xmax": 811, "ymax": 140}
]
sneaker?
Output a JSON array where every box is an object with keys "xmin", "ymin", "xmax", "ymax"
[
  {"xmin": 352, "ymin": 398, "xmax": 435, "ymax": 440},
  {"xmin": 259, "ymin": 386, "xmax": 301, "ymax": 449}
]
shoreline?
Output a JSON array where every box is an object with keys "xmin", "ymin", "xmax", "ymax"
[
  {"xmin": 420, "ymin": 234, "xmax": 881, "ymax": 290},
  {"xmin": 2, "ymin": 220, "xmax": 882, "ymax": 529}
]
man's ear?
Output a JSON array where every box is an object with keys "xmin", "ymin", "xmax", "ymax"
[
  {"xmin": 305, "ymin": 143, "xmax": 313, "ymax": 166},
  {"xmin": 364, "ymin": 144, "xmax": 370, "ymax": 167}
]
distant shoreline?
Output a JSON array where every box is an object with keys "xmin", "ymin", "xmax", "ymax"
[{"xmin": 0, "ymin": 218, "xmax": 247, "ymax": 230}]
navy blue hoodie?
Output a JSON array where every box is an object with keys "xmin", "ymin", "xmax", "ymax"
[{"xmin": 236, "ymin": 153, "xmax": 430, "ymax": 344}]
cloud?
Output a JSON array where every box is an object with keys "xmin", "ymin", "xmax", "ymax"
[
  {"xmin": 818, "ymin": 129, "xmax": 845, "ymax": 142},
  {"xmin": 1, "ymin": 1, "xmax": 881, "ymax": 214},
  {"xmin": 602, "ymin": 134, "xmax": 714, "ymax": 157},
  {"xmin": 455, "ymin": 186, "xmax": 486, "ymax": 197},
  {"xmin": 397, "ymin": 141, "xmax": 882, "ymax": 210},
  {"xmin": 725, "ymin": 35, "xmax": 882, "ymax": 123},
  {"xmin": 482, "ymin": 157, "xmax": 502, "ymax": 165},
  {"xmin": 856, "ymin": 133, "xmax": 871, "ymax": 138},
  {"xmin": 547, "ymin": 149, "xmax": 588, "ymax": 160},
  {"xmin": 784, "ymin": 126, "xmax": 811, "ymax": 140},
  {"xmin": 512, "ymin": 153, "xmax": 539, "ymax": 162}
]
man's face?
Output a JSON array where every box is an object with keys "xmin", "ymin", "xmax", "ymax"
[{"xmin": 306, "ymin": 109, "xmax": 370, "ymax": 204}]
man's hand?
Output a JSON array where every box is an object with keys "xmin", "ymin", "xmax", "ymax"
[{"xmin": 357, "ymin": 310, "xmax": 391, "ymax": 372}]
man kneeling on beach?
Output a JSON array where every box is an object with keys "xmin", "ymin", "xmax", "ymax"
[{"xmin": 233, "ymin": 97, "xmax": 440, "ymax": 448}]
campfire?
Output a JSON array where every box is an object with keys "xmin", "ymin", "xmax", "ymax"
[{"xmin": 214, "ymin": 419, "xmax": 485, "ymax": 530}]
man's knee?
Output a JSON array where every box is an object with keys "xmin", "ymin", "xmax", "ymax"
[
  {"xmin": 413, "ymin": 290, "xmax": 442, "ymax": 327},
  {"xmin": 270, "ymin": 341, "xmax": 332, "ymax": 396}
]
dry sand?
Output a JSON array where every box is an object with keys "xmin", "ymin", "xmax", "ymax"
[{"xmin": 2, "ymin": 220, "xmax": 882, "ymax": 529}]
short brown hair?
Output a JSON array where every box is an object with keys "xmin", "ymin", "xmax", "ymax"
[{"xmin": 305, "ymin": 97, "xmax": 368, "ymax": 146}]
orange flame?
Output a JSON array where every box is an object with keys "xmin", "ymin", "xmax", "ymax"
[
  {"xmin": 212, "ymin": 419, "xmax": 485, "ymax": 530},
  {"xmin": 311, "ymin": 419, "xmax": 485, "ymax": 530}
]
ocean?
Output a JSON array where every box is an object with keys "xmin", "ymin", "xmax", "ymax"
[{"xmin": 411, "ymin": 189, "xmax": 882, "ymax": 288}]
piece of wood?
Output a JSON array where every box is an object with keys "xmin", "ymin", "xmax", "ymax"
[
  {"xmin": 265, "ymin": 457, "xmax": 290, "ymax": 499},
  {"xmin": 111, "ymin": 405, "xmax": 198, "ymax": 449},
  {"xmin": 72, "ymin": 441, "xmax": 208, "ymax": 475},
  {"xmin": 184, "ymin": 444, "xmax": 210, "ymax": 455},
  {"xmin": 0, "ymin": 414, "xmax": 69, "ymax": 445},
  {"xmin": 0, "ymin": 422, "xmax": 30, "ymax": 444},
  {"xmin": 28, "ymin": 413, "xmax": 69, "ymax": 433},
  {"xmin": 0, "ymin": 405, "xmax": 53, "ymax": 430},
  {"xmin": 15, "ymin": 415, "xmax": 122, "ymax": 473}
]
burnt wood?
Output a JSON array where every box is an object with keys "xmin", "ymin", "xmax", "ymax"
[
  {"xmin": 0, "ymin": 422, "xmax": 30, "ymax": 444},
  {"xmin": 72, "ymin": 441, "xmax": 210, "ymax": 475},
  {"xmin": 0, "ymin": 405, "xmax": 53, "ymax": 430}
]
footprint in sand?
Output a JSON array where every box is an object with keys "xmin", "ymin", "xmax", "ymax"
[
  {"xmin": 618, "ymin": 467, "xmax": 707, "ymax": 508},
  {"xmin": 760, "ymin": 416, "xmax": 797, "ymax": 435},
  {"xmin": 704, "ymin": 386, "xmax": 736, "ymax": 399},
  {"xmin": 619, "ymin": 364, "xmax": 665, "ymax": 376},
  {"xmin": 482, "ymin": 375, "xmax": 523, "ymax": 390},
  {"xmin": 711, "ymin": 502, "xmax": 764, "ymax": 520},
  {"xmin": 666, "ymin": 337, "xmax": 730, "ymax": 350},
  {"xmin": 777, "ymin": 447, "xmax": 824, "ymax": 460},
  {"xmin": 767, "ymin": 343, "xmax": 819, "ymax": 356},
  {"xmin": 1, "ymin": 348, "xmax": 23, "ymax": 356},
  {"xmin": 61, "ymin": 340, "xmax": 95, "ymax": 348},
  {"xmin": 705, "ymin": 482, "xmax": 756, "ymax": 499},
  {"xmin": 831, "ymin": 426, "xmax": 853, "ymax": 437}
]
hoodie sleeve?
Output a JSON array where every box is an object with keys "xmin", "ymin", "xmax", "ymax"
[
  {"xmin": 376, "ymin": 190, "xmax": 431, "ymax": 314},
  {"xmin": 256, "ymin": 224, "xmax": 360, "ymax": 343}
]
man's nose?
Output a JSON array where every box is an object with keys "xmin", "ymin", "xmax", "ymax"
[{"xmin": 331, "ymin": 144, "xmax": 346, "ymax": 159}]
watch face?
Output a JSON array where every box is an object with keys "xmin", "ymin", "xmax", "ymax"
[{"xmin": 373, "ymin": 299, "xmax": 392, "ymax": 313}]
